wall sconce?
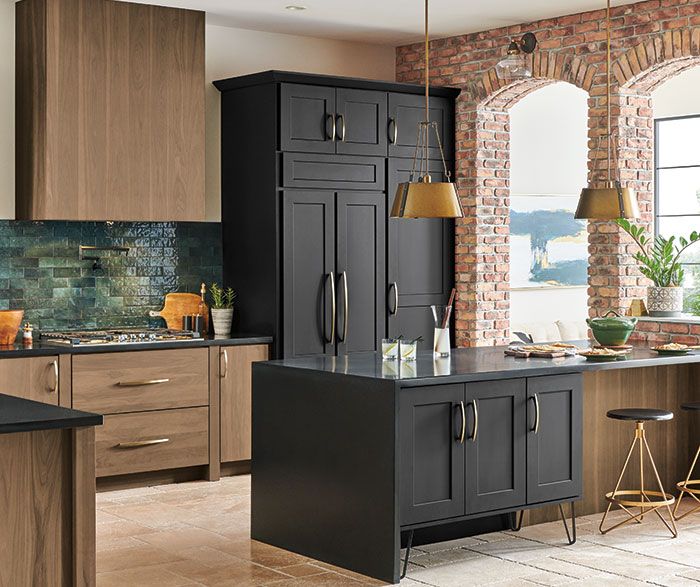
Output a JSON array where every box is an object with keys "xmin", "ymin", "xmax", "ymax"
[
  {"xmin": 496, "ymin": 32, "xmax": 537, "ymax": 80},
  {"xmin": 79, "ymin": 245, "xmax": 130, "ymax": 272}
]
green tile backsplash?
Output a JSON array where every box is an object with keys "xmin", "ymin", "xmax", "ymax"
[{"xmin": 0, "ymin": 221, "xmax": 222, "ymax": 331}]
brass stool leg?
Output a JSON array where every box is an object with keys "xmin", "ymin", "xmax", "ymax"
[
  {"xmin": 600, "ymin": 428, "xmax": 639, "ymax": 534},
  {"xmin": 674, "ymin": 443, "xmax": 700, "ymax": 521},
  {"xmin": 641, "ymin": 434, "xmax": 678, "ymax": 537}
]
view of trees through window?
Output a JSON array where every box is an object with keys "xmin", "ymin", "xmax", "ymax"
[{"xmin": 655, "ymin": 115, "xmax": 700, "ymax": 314}]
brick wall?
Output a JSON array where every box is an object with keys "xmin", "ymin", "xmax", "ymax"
[
  {"xmin": 396, "ymin": 0, "xmax": 700, "ymax": 347},
  {"xmin": 631, "ymin": 320, "xmax": 700, "ymax": 346}
]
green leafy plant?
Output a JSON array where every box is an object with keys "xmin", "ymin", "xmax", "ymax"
[
  {"xmin": 615, "ymin": 218, "xmax": 700, "ymax": 287},
  {"xmin": 210, "ymin": 283, "xmax": 236, "ymax": 309}
]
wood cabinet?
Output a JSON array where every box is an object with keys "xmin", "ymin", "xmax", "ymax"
[
  {"xmin": 388, "ymin": 93, "xmax": 454, "ymax": 159},
  {"xmin": 527, "ymin": 374, "xmax": 583, "ymax": 503},
  {"xmin": 0, "ymin": 356, "xmax": 60, "ymax": 405},
  {"xmin": 399, "ymin": 384, "xmax": 465, "ymax": 525},
  {"xmin": 219, "ymin": 344, "xmax": 269, "ymax": 462},
  {"xmin": 16, "ymin": 0, "xmax": 205, "ymax": 221}
]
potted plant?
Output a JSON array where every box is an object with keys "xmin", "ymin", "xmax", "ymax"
[
  {"xmin": 616, "ymin": 219, "xmax": 700, "ymax": 317},
  {"xmin": 209, "ymin": 283, "xmax": 236, "ymax": 337}
]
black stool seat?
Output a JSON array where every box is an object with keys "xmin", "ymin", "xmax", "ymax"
[
  {"xmin": 681, "ymin": 402, "xmax": 700, "ymax": 411},
  {"xmin": 607, "ymin": 408, "xmax": 673, "ymax": 422}
]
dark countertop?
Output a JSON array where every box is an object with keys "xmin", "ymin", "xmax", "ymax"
[
  {"xmin": 0, "ymin": 394, "xmax": 102, "ymax": 434},
  {"xmin": 0, "ymin": 333, "xmax": 273, "ymax": 358},
  {"xmin": 261, "ymin": 340, "xmax": 700, "ymax": 387}
]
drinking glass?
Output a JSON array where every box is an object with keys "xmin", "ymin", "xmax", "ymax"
[
  {"xmin": 431, "ymin": 304, "xmax": 452, "ymax": 357},
  {"xmin": 381, "ymin": 338, "xmax": 399, "ymax": 360}
]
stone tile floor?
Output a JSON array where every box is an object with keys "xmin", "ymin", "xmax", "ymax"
[{"xmin": 96, "ymin": 475, "xmax": 700, "ymax": 586}]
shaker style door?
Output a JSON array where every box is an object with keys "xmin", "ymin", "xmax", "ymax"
[
  {"xmin": 399, "ymin": 384, "xmax": 466, "ymax": 525},
  {"xmin": 387, "ymin": 158, "xmax": 454, "ymax": 351},
  {"xmin": 280, "ymin": 84, "xmax": 337, "ymax": 153},
  {"xmin": 336, "ymin": 192, "xmax": 386, "ymax": 355},
  {"xmin": 335, "ymin": 89, "xmax": 388, "ymax": 156},
  {"xmin": 465, "ymin": 379, "xmax": 527, "ymax": 514},
  {"xmin": 526, "ymin": 374, "xmax": 583, "ymax": 504},
  {"xmin": 282, "ymin": 191, "xmax": 336, "ymax": 358},
  {"xmin": 388, "ymin": 93, "xmax": 454, "ymax": 159}
]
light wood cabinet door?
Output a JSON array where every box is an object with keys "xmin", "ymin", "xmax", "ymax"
[
  {"xmin": 220, "ymin": 345, "xmax": 269, "ymax": 462},
  {"xmin": 0, "ymin": 356, "xmax": 60, "ymax": 405}
]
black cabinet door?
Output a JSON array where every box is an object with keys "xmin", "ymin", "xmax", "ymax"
[
  {"xmin": 280, "ymin": 84, "xmax": 336, "ymax": 154},
  {"xmin": 335, "ymin": 89, "xmax": 388, "ymax": 156},
  {"xmin": 336, "ymin": 192, "xmax": 386, "ymax": 354},
  {"xmin": 282, "ymin": 191, "xmax": 336, "ymax": 358},
  {"xmin": 526, "ymin": 374, "xmax": 583, "ymax": 504},
  {"xmin": 465, "ymin": 379, "xmax": 526, "ymax": 514},
  {"xmin": 400, "ymin": 384, "xmax": 466, "ymax": 525},
  {"xmin": 387, "ymin": 159, "xmax": 454, "ymax": 351},
  {"xmin": 388, "ymin": 93, "xmax": 454, "ymax": 159}
]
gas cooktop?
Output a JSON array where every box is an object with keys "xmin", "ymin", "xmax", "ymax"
[{"xmin": 40, "ymin": 328, "xmax": 203, "ymax": 347}]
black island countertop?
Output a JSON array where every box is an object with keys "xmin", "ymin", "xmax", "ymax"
[
  {"xmin": 262, "ymin": 340, "xmax": 700, "ymax": 386},
  {"xmin": 0, "ymin": 393, "xmax": 102, "ymax": 434},
  {"xmin": 0, "ymin": 333, "xmax": 273, "ymax": 358}
]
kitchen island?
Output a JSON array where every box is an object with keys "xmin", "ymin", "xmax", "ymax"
[
  {"xmin": 0, "ymin": 394, "xmax": 102, "ymax": 586},
  {"xmin": 252, "ymin": 342, "xmax": 699, "ymax": 583}
]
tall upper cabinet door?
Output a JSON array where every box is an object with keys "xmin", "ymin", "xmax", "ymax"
[
  {"xmin": 388, "ymin": 93, "xmax": 454, "ymax": 159},
  {"xmin": 527, "ymin": 374, "xmax": 583, "ymax": 504},
  {"xmin": 387, "ymin": 159, "xmax": 454, "ymax": 351},
  {"xmin": 335, "ymin": 89, "xmax": 387, "ymax": 156},
  {"xmin": 280, "ymin": 84, "xmax": 336, "ymax": 153},
  {"xmin": 282, "ymin": 191, "xmax": 336, "ymax": 358},
  {"xmin": 336, "ymin": 192, "xmax": 386, "ymax": 355}
]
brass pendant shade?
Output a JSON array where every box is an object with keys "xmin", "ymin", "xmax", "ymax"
[
  {"xmin": 391, "ymin": 0, "xmax": 463, "ymax": 219},
  {"xmin": 575, "ymin": 0, "xmax": 639, "ymax": 220}
]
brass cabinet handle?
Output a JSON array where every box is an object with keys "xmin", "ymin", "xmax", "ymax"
[
  {"xmin": 532, "ymin": 394, "xmax": 540, "ymax": 434},
  {"xmin": 326, "ymin": 113, "xmax": 336, "ymax": 140},
  {"xmin": 389, "ymin": 282, "xmax": 399, "ymax": 315},
  {"xmin": 338, "ymin": 271, "xmax": 349, "ymax": 342},
  {"xmin": 221, "ymin": 349, "xmax": 228, "ymax": 379},
  {"xmin": 469, "ymin": 400, "xmax": 479, "ymax": 442},
  {"xmin": 116, "ymin": 378, "xmax": 170, "ymax": 387},
  {"xmin": 336, "ymin": 113, "xmax": 346, "ymax": 141},
  {"xmin": 48, "ymin": 360, "xmax": 58, "ymax": 393},
  {"xmin": 388, "ymin": 117, "xmax": 398, "ymax": 144},
  {"xmin": 325, "ymin": 273, "xmax": 336, "ymax": 343},
  {"xmin": 116, "ymin": 438, "xmax": 170, "ymax": 449},
  {"xmin": 457, "ymin": 401, "xmax": 466, "ymax": 444}
]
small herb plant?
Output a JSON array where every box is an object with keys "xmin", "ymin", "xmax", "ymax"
[
  {"xmin": 616, "ymin": 218, "xmax": 700, "ymax": 287},
  {"xmin": 210, "ymin": 283, "xmax": 236, "ymax": 309}
]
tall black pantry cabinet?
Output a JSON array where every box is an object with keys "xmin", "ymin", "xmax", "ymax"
[{"xmin": 214, "ymin": 71, "xmax": 459, "ymax": 359}]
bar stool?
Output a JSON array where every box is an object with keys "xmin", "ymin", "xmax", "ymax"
[
  {"xmin": 674, "ymin": 402, "xmax": 700, "ymax": 521},
  {"xmin": 599, "ymin": 408, "xmax": 677, "ymax": 537}
]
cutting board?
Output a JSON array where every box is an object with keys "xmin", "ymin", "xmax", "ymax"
[{"xmin": 149, "ymin": 293, "xmax": 208, "ymax": 332}]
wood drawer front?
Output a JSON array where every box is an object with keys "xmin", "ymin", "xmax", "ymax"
[
  {"xmin": 281, "ymin": 153, "xmax": 385, "ymax": 191},
  {"xmin": 72, "ymin": 348, "xmax": 208, "ymax": 414},
  {"xmin": 96, "ymin": 407, "xmax": 209, "ymax": 477},
  {"xmin": 0, "ymin": 356, "xmax": 60, "ymax": 405}
]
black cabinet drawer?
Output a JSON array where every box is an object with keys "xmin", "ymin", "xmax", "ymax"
[{"xmin": 281, "ymin": 153, "xmax": 385, "ymax": 191}]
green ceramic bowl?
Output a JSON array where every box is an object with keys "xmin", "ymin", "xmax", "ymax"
[{"xmin": 586, "ymin": 310, "xmax": 637, "ymax": 347}]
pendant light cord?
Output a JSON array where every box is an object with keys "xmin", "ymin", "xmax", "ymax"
[
  {"xmin": 606, "ymin": 0, "xmax": 611, "ymax": 184},
  {"xmin": 425, "ymin": 0, "xmax": 430, "ymax": 124}
]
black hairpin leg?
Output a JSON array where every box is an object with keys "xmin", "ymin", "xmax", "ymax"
[
  {"xmin": 559, "ymin": 501, "xmax": 577, "ymax": 545},
  {"xmin": 509, "ymin": 510, "xmax": 524, "ymax": 531},
  {"xmin": 400, "ymin": 529, "xmax": 414, "ymax": 580}
]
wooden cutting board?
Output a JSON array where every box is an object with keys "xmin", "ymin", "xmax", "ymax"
[{"xmin": 149, "ymin": 293, "xmax": 208, "ymax": 331}]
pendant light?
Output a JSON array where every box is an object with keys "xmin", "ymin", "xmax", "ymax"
[
  {"xmin": 496, "ymin": 33, "xmax": 538, "ymax": 80},
  {"xmin": 574, "ymin": 0, "xmax": 639, "ymax": 220},
  {"xmin": 390, "ymin": 0, "xmax": 463, "ymax": 219}
]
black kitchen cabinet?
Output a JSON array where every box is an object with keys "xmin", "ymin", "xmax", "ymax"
[
  {"xmin": 388, "ymin": 92, "xmax": 454, "ymax": 159},
  {"xmin": 466, "ymin": 379, "xmax": 526, "ymax": 514},
  {"xmin": 387, "ymin": 159, "xmax": 454, "ymax": 350},
  {"xmin": 399, "ymin": 384, "xmax": 466, "ymax": 526},
  {"xmin": 527, "ymin": 374, "xmax": 583, "ymax": 504},
  {"xmin": 215, "ymin": 71, "xmax": 459, "ymax": 358}
]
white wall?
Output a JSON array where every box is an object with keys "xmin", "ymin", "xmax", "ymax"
[
  {"xmin": 0, "ymin": 11, "xmax": 395, "ymax": 220},
  {"xmin": 205, "ymin": 25, "xmax": 395, "ymax": 220},
  {"xmin": 509, "ymin": 82, "xmax": 589, "ymax": 335},
  {"xmin": 652, "ymin": 66, "xmax": 700, "ymax": 119}
]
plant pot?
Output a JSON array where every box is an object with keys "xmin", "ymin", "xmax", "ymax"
[
  {"xmin": 211, "ymin": 308, "xmax": 234, "ymax": 337},
  {"xmin": 646, "ymin": 286, "xmax": 683, "ymax": 317}
]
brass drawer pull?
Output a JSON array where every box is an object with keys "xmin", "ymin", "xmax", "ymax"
[
  {"xmin": 221, "ymin": 349, "xmax": 229, "ymax": 378},
  {"xmin": 389, "ymin": 282, "xmax": 399, "ymax": 315},
  {"xmin": 457, "ymin": 401, "xmax": 466, "ymax": 444},
  {"xmin": 116, "ymin": 438, "xmax": 170, "ymax": 449},
  {"xmin": 116, "ymin": 378, "xmax": 170, "ymax": 387},
  {"xmin": 531, "ymin": 394, "xmax": 540, "ymax": 434},
  {"xmin": 48, "ymin": 360, "xmax": 58, "ymax": 393},
  {"xmin": 336, "ymin": 113, "xmax": 346, "ymax": 141},
  {"xmin": 469, "ymin": 399, "xmax": 479, "ymax": 442},
  {"xmin": 326, "ymin": 113, "xmax": 336, "ymax": 140},
  {"xmin": 388, "ymin": 117, "xmax": 398, "ymax": 144}
]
